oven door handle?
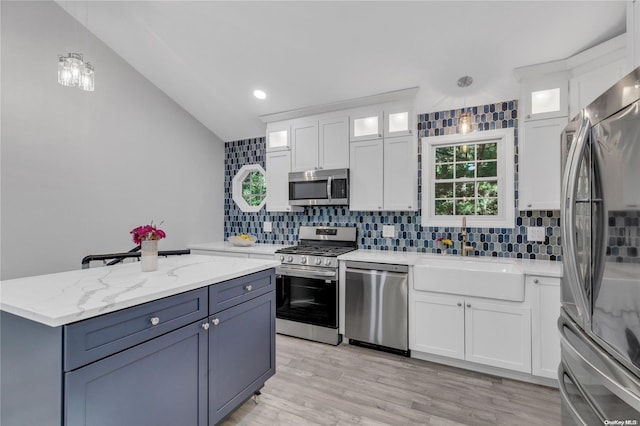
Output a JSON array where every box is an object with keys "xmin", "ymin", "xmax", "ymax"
[{"xmin": 276, "ymin": 266, "xmax": 336, "ymax": 280}]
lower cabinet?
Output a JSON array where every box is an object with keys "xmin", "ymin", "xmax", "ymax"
[
  {"xmin": 208, "ymin": 292, "xmax": 276, "ymax": 424},
  {"xmin": 65, "ymin": 321, "xmax": 209, "ymax": 426},
  {"xmin": 411, "ymin": 292, "xmax": 532, "ymax": 373},
  {"xmin": 530, "ymin": 275, "xmax": 561, "ymax": 379},
  {"xmin": 16, "ymin": 270, "xmax": 278, "ymax": 426}
]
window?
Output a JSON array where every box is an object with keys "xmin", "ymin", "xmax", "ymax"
[
  {"xmin": 232, "ymin": 164, "xmax": 267, "ymax": 212},
  {"xmin": 421, "ymin": 128, "xmax": 515, "ymax": 228}
]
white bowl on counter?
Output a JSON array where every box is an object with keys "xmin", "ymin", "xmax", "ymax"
[{"xmin": 228, "ymin": 235, "xmax": 257, "ymax": 247}]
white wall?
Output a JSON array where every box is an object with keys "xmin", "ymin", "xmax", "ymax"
[{"xmin": 1, "ymin": 1, "xmax": 224, "ymax": 280}]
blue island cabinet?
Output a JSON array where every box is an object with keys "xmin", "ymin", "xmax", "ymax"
[{"xmin": 0, "ymin": 268, "xmax": 276, "ymax": 426}]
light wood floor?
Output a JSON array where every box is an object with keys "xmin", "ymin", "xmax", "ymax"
[{"xmin": 221, "ymin": 334, "xmax": 561, "ymax": 426}]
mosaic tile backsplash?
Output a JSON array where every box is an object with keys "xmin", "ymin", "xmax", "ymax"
[
  {"xmin": 224, "ymin": 100, "xmax": 564, "ymax": 261},
  {"xmin": 608, "ymin": 210, "xmax": 640, "ymax": 263}
]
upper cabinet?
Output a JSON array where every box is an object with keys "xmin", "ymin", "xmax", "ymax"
[
  {"xmin": 521, "ymin": 74, "xmax": 569, "ymax": 121},
  {"xmin": 260, "ymin": 88, "xmax": 418, "ymax": 212},
  {"xmin": 266, "ymin": 122, "xmax": 290, "ymax": 151},
  {"xmin": 568, "ymin": 58, "xmax": 627, "ymax": 119},
  {"xmin": 291, "ymin": 120, "xmax": 319, "ymax": 172},
  {"xmin": 349, "ymin": 105, "xmax": 414, "ymax": 142},
  {"xmin": 350, "ymin": 109, "xmax": 383, "ymax": 142},
  {"xmin": 291, "ymin": 116, "xmax": 349, "ymax": 172},
  {"xmin": 515, "ymin": 34, "xmax": 628, "ymax": 211}
]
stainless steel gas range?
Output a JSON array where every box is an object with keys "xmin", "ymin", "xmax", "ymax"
[{"xmin": 274, "ymin": 226, "xmax": 357, "ymax": 345}]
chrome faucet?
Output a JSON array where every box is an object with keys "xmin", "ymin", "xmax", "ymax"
[{"xmin": 461, "ymin": 216, "xmax": 474, "ymax": 256}]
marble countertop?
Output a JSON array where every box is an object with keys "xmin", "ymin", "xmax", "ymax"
[
  {"xmin": 0, "ymin": 255, "xmax": 280, "ymax": 327},
  {"xmin": 338, "ymin": 250, "xmax": 563, "ymax": 277},
  {"xmin": 188, "ymin": 241, "xmax": 289, "ymax": 255}
]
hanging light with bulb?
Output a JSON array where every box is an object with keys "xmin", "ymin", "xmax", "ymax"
[
  {"xmin": 457, "ymin": 76, "xmax": 473, "ymax": 134},
  {"xmin": 57, "ymin": 3, "xmax": 95, "ymax": 92},
  {"xmin": 58, "ymin": 53, "xmax": 94, "ymax": 91}
]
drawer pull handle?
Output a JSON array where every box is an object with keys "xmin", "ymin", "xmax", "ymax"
[
  {"xmin": 202, "ymin": 323, "xmax": 210, "ymax": 330},
  {"xmin": 466, "ymin": 303, "xmax": 471, "ymax": 308},
  {"xmin": 245, "ymin": 284, "xmax": 253, "ymax": 291},
  {"xmin": 212, "ymin": 318, "xmax": 220, "ymax": 326},
  {"xmin": 150, "ymin": 316, "xmax": 160, "ymax": 326}
]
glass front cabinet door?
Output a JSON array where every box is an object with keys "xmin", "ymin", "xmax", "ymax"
[{"xmin": 350, "ymin": 110, "xmax": 383, "ymax": 142}]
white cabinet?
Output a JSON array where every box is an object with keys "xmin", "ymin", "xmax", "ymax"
[
  {"xmin": 383, "ymin": 136, "xmax": 418, "ymax": 211},
  {"xmin": 410, "ymin": 292, "xmax": 531, "ymax": 373},
  {"xmin": 349, "ymin": 139, "xmax": 384, "ymax": 211},
  {"xmin": 350, "ymin": 105, "xmax": 414, "ymax": 141},
  {"xmin": 530, "ymin": 275, "xmax": 561, "ymax": 379},
  {"xmin": 411, "ymin": 293, "xmax": 464, "ymax": 360},
  {"xmin": 349, "ymin": 136, "xmax": 417, "ymax": 211},
  {"xmin": 465, "ymin": 299, "xmax": 531, "ymax": 373},
  {"xmin": 384, "ymin": 106, "xmax": 414, "ymax": 138},
  {"xmin": 319, "ymin": 116, "xmax": 350, "ymax": 170},
  {"xmin": 569, "ymin": 58, "xmax": 627, "ymax": 119},
  {"xmin": 290, "ymin": 116, "xmax": 349, "ymax": 172},
  {"xmin": 266, "ymin": 122, "xmax": 290, "ymax": 151},
  {"xmin": 521, "ymin": 75, "xmax": 568, "ymax": 121},
  {"xmin": 291, "ymin": 121, "xmax": 319, "ymax": 172},
  {"xmin": 265, "ymin": 150, "xmax": 301, "ymax": 212},
  {"xmin": 350, "ymin": 109, "xmax": 383, "ymax": 142},
  {"xmin": 519, "ymin": 117, "xmax": 568, "ymax": 210}
]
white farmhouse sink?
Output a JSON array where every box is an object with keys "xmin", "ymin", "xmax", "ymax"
[{"xmin": 413, "ymin": 257, "xmax": 525, "ymax": 301}]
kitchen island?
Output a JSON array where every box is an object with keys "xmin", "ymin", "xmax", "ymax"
[{"xmin": 1, "ymin": 254, "xmax": 279, "ymax": 426}]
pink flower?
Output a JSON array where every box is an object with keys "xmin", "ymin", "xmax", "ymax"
[{"xmin": 130, "ymin": 222, "xmax": 166, "ymax": 245}]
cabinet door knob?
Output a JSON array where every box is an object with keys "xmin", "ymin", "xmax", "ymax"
[
  {"xmin": 408, "ymin": 206, "xmax": 412, "ymax": 209},
  {"xmin": 408, "ymin": 130, "xmax": 412, "ymax": 134},
  {"xmin": 150, "ymin": 316, "xmax": 160, "ymax": 326},
  {"xmin": 202, "ymin": 323, "xmax": 210, "ymax": 330},
  {"xmin": 466, "ymin": 303, "xmax": 471, "ymax": 308},
  {"xmin": 527, "ymin": 204, "xmax": 532, "ymax": 208},
  {"xmin": 534, "ymin": 279, "xmax": 539, "ymax": 284},
  {"xmin": 245, "ymin": 284, "xmax": 253, "ymax": 291},
  {"xmin": 457, "ymin": 302, "xmax": 462, "ymax": 307},
  {"xmin": 378, "ymin": 206, "xmax": 382, "ymax": 210},
  {"xmin": 212, "ymin": 318, "xmax": 220, "ymax": 326}
]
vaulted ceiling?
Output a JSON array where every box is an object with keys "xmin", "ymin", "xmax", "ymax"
[{"xmin": 58, "ymin": 1, "xmax": 627, "ymax": 141}]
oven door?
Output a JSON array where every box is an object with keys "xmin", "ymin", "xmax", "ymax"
[{"xmin": 276, "ymin": 266, "xmax": 338, "ymax": 329}]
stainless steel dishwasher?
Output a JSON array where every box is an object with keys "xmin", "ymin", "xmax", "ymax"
[{"xmin": 344, "ymin": 261, "xmax": 409, "ymax": 356}]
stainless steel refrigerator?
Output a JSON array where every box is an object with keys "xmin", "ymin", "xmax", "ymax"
[{"xmin": 559, "ymin": 67, "xmax": 640, "ymax": 424}]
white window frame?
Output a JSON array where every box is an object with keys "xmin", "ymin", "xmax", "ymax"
[
  {"xmin": 421, "ymin": 128, "xmax": 515, "ymax": 228},
  {"xmin": 232, "ymin": 164, "xmax": 267, "ymax": 212}
]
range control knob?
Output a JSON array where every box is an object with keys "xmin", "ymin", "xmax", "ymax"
[
  {"xmin": 324, "ymin": 259, "xmax": 332, "ymax": 266},
  {"xmin": 314, "ymin": 258, "xmax": 322, "ymax": 265},
  {"xmin": 279, "ymin": 255, "xmax": 285, "ymax": 262},
  {"xmin": 300, "ymin": 257, "xmax": 307, "ymax": 264},
  {"xmin": 287, "ymin": 256, "xmax": 294, "ymax": 263}
]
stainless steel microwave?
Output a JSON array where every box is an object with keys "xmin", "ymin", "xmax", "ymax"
[{"xmin": 288, "ymin": 168, "xmax": 349, "ymax": 206}]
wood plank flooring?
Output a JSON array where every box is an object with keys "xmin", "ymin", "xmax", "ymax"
[{"xmin": 221, "ymin": 335, "xmax": 561, "ymax": 426}]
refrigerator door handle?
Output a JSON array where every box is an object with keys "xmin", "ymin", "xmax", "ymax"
[
  {"xmin": 560, "ymin": 320, "xmax": 640, "ymax": 412},
  {"xmin": 558, "ymin": 362, "xmax": 605, "ymax": 426},
  {"xmin": 561, "ymin": 113, "xmax": 592, "ymax": 325}
]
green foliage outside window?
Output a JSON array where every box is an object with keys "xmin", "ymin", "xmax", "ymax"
[
  {"xmin": 434, "ymin": 141, "xmax": 499, "ymax": 216},
  {"xmin": 242, "ymin": 171, "xmax": 266, "ymax": 207}
]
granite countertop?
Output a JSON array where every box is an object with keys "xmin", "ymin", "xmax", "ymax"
[
  {"xmin": 0, "ymin": 254, "xmax": 279, "ymax": 327},
  {"xmin": 188, "ymin": 241, "xmax": 290, "ymax": 255},
  {"xmin": 338, "ymin": 249, "xmax": 563, "ymax": 277}
]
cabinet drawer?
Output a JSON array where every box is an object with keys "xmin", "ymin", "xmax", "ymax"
[
  {"xmin": 64, "ymin": 288, "xmax": 208, "ymax": 371},
  {"xmin": 209, "ymin": 269, "xmax": 275, "ymax": 314}
]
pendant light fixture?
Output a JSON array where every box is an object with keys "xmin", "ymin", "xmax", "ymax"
[
  {"xmin": 57, "ymin": 53, "xmax": 94, "ymax": 91},
  {"xmin": 457, "ymin": 76, "xmax": 473, "ymax": 134},
  {"xmin": 57, "ymin": 2, "xmax": 94, "ymax": 92}
]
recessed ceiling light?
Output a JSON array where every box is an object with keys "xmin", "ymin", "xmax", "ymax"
[{"xmin": 253, "ymin": 89, "xmax": 267, "ymax": 100}]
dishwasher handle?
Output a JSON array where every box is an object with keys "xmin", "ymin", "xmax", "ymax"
[{"xmin": 344, "ymin": 261, "xmax": 408, "ymax": 274}]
